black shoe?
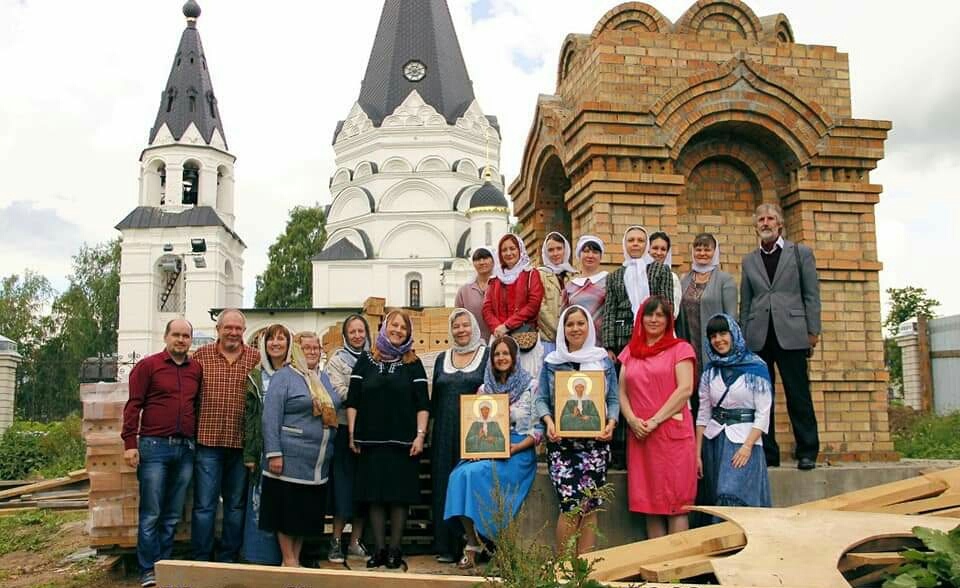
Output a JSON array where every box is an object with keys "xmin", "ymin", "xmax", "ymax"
[
  {"xmin": 366, "ymin": 548, "xmax": 388, "ymax": 568},
  {"xmin": 386, "ymin": 547, "xmax": 407, "ymax": 571},
  {"xmin": 798, "ymin": 457, "xmax": 816, "ymax": 470}
]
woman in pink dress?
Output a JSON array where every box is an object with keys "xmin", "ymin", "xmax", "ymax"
[{"xmin": 618, "ymin": 295, "xmax": 697, "ymax": 538}]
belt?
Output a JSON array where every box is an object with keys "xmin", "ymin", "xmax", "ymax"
[
  {"xmin": 143, "ymin": 435, "xmax": 195, "ymax": 447},
  {"xmin": 711, "ymin": 407, "xmax": 756, "ymax": 425}
]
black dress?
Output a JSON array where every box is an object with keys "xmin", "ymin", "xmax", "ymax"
[
  {"xmin": 347, "ymin": 353, "xmax": 430, "ymax": 504},
  {"xmin": 430, "ymin": 348, "xmax": 488, "ymax": 556}
]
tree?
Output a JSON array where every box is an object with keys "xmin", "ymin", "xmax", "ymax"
[
  {"xmin": 255, "ymin": 205, "xmax": 327, "ymax": 308},
  {"xmin": 4, "ymin": 240, "xmax": 121, "ymax": 421},
  {"xmin": 883, "ymin": 286, "xmax": 940, "ymax": 397},
  {"xmin": 0, "ymin": 271, "xmax": 55, "ymax": 357},
  {"xmin": 883, "ymin": 286, "xmax": 940, "ymax": 337}
]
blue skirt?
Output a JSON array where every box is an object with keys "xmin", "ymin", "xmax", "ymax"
[
  {"xmin": 443, "ymin": 432, "xmax": 536, "ymax": 540},
  {"xmin": 240, "ymin": 473, "xmax": 281, "ymax": 565},
  {"xmin": 701, "ymin": 434, "xmax": 771, "ymax": 518}
]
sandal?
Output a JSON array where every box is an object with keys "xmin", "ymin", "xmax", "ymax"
[{"xmin": 457, "ymin": 544, "xmax": 484, "ymax": 570}]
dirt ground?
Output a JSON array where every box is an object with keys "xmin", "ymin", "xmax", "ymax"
[{"xmin": 0, "ymin": 515, "xmax": 479, "ymax": 587}]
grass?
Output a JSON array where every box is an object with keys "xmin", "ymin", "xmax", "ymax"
[
  {"xmin": 0, "ymin": 510, "xmax": 85, "ymax": 558},
  {"xmin": 892, "ymin": 410, "xmax": 960, "ymax": 460}
]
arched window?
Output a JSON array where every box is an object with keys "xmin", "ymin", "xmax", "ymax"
[
  {"xmin": 406, "ymin": 272, "xmax": 423, "ymax": 308},
  {"xmin": 182, "ymin": 160, "xmax": 200, "ymax": 205},
  {"xmin": 409, "ymin": 280, "xmax": 421, "ymax": 308},
  {"xmin": 484, "ymin": 222, "xmax": 493, "ymax": 246}
]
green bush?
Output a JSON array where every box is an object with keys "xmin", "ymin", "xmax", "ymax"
[
  {"xmin": 0, "ymin": 414, "xmax": 85, "ymax": 480},
  {"xmin": 884, "ymin": 525, "xmax": 960, "ymax": 587},
  {"xmin": 893, "ymin": 411, "xmax": 960, "ymax": 460}
]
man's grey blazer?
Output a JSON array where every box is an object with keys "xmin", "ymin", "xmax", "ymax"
[{"xmin": 739, "ymin": 239, "xmax": 821, "ymax": 352}]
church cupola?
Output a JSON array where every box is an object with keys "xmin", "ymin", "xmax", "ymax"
[{"xmin": 468, "ymin": 182, "xmax": 510, "ymax": 253}]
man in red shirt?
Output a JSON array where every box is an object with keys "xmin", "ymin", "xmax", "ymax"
[
  {"xmin": 122, "ymin": 319, "xmax": 202, "ymax": 588},
  {"xmin": 190, "ymin": 309, "xmax": 260, "ymax": 563}
]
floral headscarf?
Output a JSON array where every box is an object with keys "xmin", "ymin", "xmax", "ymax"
[
  {"xmin": 483, "ymin": 336, "xmax": 532, "ymax": 403},
  {"xmin": 495, "ymin": 234, "xmax": 532, "ymax": 285}
]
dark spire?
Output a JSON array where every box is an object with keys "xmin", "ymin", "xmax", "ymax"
[
  {"xmin": 356, "ymin": 0, "xmax": 479, "ymax": 127},
  {"xmin": 148, "ymin": 1, "xmax": 227, "ymax": 148}
]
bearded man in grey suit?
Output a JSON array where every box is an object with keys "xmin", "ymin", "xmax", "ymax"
[{"xmin": 740, "ymin": 203, "xmax": 821, "ymax": 471}]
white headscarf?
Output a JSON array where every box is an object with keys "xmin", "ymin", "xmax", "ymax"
[
  {"xmin": 540, "ymin": 232, "xmax": 577, "ymax": 274},
  {"xmin": 495, "ymin": 234, "xmax": 531, "ymax": 285},
  {"xmin": 575, "ymin": 235, "xmax": 605, "ymax": 258},
  {"xmin": 545, "ymin": 305, "xmax": 608, "ymax": 369},
  {"xmin": 691, "ymin": 238, "xmax": 721, "ymax": 274},
  {"xmin": 448, "ymin": 308, "xmax": 484, "ymax": 353},
  {"xmin": 622, "ymin": 226, "xmax": 650, "ymax": 319},
  {"xmin": 643, "ymin": 233, "xmax": 673, "ymax": 267}
]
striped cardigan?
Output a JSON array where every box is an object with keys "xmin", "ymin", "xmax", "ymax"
[{"xmin": 600, "ymin": 261, "xmax": 674, "ymax": 353}]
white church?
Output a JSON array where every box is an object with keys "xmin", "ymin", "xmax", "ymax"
[{"xmin": 116, "ymin": 0, "xmax": 510, "ymax": 366}]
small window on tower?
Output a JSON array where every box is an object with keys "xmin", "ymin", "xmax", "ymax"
[
  {"xmin": 485, "ymin": 222, "xmax": 493, "ymax": 246},
  {"xmin": 165, "ymin": 88, "xmax": 176, "ymax": 113},
  {"xmin": 189, "ymin": 96, "xmax": 196, "ymax": 113},
  {"xmin": 159, "ymin": 164, "xmax": 167, "ymax": 205}
]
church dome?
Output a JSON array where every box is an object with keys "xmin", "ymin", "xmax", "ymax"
[{"xmin": 469, "ymin": 182, "xmax": 508, "ymax": 209}]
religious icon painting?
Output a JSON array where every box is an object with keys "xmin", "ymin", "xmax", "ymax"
[
  {"xmin": 554, "ymin": 371, "xmax": 606, "ymax": 438},
  {"xmin": 460, "ymin": 394, "xmax": 510, "ymax": 460}
]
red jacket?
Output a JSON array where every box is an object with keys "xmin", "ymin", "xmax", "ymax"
[{"xmin": 482, "ymin": 268, "xmax": 545, "ymax": 334}]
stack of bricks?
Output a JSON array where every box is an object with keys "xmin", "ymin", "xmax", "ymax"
[
  {"xmin": 508, "ymin": 0, "xmax": 895, "ymax": 462},
  {"xmin": 82, "ymin": 382, "xmax": 139, "ymax": 548},
  {"xmin": 81, "ymin": 381, "xmax": 191, "ymax": 549}
]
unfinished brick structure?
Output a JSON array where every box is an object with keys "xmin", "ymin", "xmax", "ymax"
[{"xmin": 509, "ymin": 0, "xmax": 894, "ymax": 461}]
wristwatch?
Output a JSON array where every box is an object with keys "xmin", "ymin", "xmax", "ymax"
[{"xmin": 417, "ymin": 428, "xmax": 426, "ymax": 436}]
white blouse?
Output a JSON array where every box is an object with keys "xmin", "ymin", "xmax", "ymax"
[{"xmin": 696, "ymin": 370, "xmax": 771, "ymax": 444}]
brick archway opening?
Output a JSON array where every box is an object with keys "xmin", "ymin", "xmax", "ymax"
[
  {"xmin": 531, "ymin": 152, "xmax": 572, "ymax": 255},
  {"xmin": 675, "ymin": 121, "xmax": 795, "ymax": 277}
]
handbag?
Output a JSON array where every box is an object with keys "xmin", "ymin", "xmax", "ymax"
[
  {"xmin": 507, "ymin": 269, "xmax": 539, "ymax": 352},
  {"xmin": 510, "ymin": 324, "xmax": 539, "ymax": 352}
]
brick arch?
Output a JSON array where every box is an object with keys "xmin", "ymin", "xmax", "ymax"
[
  {"xmin": 674, "ymin": 0, "xmax": 762, "ymax": 41},
  {"xmin": 759, "ymin": 13, "xmax": 795, "ymax": 44},
  {"xmin": 675, "ymin": 131, "xmax": 789, "ymax": 273},
  {"xmin": 556, "ymin": 34, "xmax": 591, "ymax": 85},
  {"xmin": 592, "ymin": 2, "xmax": 671, "ymax": 36},
  {"xmin": 529, "ymin": 148, "xmax": 572, "ymax": 256},
  {"xmin": 654, "ymin": 57, "xmax": 833, "ymax": 163}
]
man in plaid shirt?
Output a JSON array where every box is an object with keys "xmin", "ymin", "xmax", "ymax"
[{"xmin": 191, "ymin": 309, "xmax": 260, "ymax": 562}]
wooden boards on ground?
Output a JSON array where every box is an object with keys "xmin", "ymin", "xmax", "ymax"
[
  {"xmin": 154, "ymin": 560, "xmax": 798, "ymax": 588},
  {"xmin": 697, "ymin": 506, "xmax": 957, "ymax": 588}
]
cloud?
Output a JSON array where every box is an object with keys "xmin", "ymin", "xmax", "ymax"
[
  {"xmin": 470, "ymin": 0, "xmax": 495, "ymax": 22},
  {"xmin": 511, "ymin": 48, "xmax": 544, "ymax": 74}
]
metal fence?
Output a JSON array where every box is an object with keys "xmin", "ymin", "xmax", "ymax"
[{"xmin": 930, "ymin": 315, "xmax": 960, "ymax": 415}]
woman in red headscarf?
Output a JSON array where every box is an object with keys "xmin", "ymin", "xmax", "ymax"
[{"xmin": 618, "ymin": 295, "xmax": 697, "ymax": 538}]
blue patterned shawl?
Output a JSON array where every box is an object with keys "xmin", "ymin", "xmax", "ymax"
[{"xmin": 704, "ymin": 313, "xmax": 771, "ymax": 392}]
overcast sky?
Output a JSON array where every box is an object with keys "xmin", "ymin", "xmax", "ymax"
[{"xmin": 1, "ymin": 0, "xmax": 958, "ymax": 321}]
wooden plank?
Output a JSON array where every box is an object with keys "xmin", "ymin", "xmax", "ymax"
[
  {"xmin": 849, "ymin": 564, "xmax": 902, "ymax": 587},
  {"xmin": 67, "ymin": 468, "xmax": 88, "ymax": 479},
  {"xmin": 638, "ymin": 552, "xmax": 727, "ymax": 581},
  {"xmin": 797, "ymin": 475, "xmax": 946, "ymax": 511},
  {"xmin": 0, "ymin": 472, "xmax": 89, "ymax": 501},
  {"xmin": 839, "ymin": 551, "xmax": 906, "ymax": 572},
  {"xmin": 155, "ymin": 560, "xmax": 796, "ymax": 588},
  {"xmin": 880, "ymin": 493, "xmax": 960, "ymax": 515},
  {"xmin": 585, "ymin": 521, "xmax": 745, "ymax": 581}
]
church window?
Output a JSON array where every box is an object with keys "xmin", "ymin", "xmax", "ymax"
[
  {"xmin": 409, "ymin": 280, "xmax": 421, "ymax": 308},
  {"xmin": 189, "ymin": 95, "xmax": 196, "ymax": 113},
  {"xmin": 159, "ymin": 163, "xmax": 167, "ymax": 204},
  {"xmin": 484, "ymin": 222, "xmax": 492, "ymax": 246},
  {"xmin": 165, "ymin": 88, "xmax": 176, "ymax": 113},
  {"xmin": 182, "ymin": 160, "xmax": 200, "ymax": 205}
]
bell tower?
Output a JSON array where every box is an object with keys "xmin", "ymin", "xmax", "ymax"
[{"xmin": 116, "ymin": 0, "xmax": 244, "ymax": 377}]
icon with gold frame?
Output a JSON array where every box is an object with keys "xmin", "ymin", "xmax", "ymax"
[
  {"xmin": 459, "ymin": 394, "xmax": 510, "ymax": 459},
  {"xmin": 555, "ymin": 371, "xmax": 606, "ymax": 438}
]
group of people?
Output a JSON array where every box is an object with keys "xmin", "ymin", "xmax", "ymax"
[{"xmin": 121, "ymin": 202, "xmax": 821, "ymax": 585}]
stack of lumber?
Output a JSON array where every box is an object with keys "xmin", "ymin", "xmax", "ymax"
[
  {"xmin": 0, "ymin": 469, "xmax": 89, "ymax": 515},
  {"xmin": 585, "ymin": 466, "xmax": 960, "ymax": 586}
]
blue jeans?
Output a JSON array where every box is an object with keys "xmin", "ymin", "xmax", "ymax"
[
  {"xmin": 191, "ymin": 445, "xmax": 247, "ymax": 562},
  {"xmin": 137, "ymin": 436, "xmax": 195, "ymax": 573}
]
